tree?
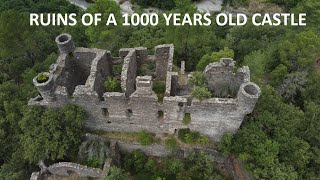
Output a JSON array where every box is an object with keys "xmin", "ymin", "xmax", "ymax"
[
  {"xmin": 85, "ymin": 0, "xmax": 122, "ymax": 51},
  {"xmin": 277, "ymin": 31, "xmax": 320, "ymax": 71},
  {"xmin": 218, "ymin": 133, "xmax": 233, "ymax": 156},
  {"xmin": 19, "ymin": 105, "xmax": 86, "ymax": 163},
  {"xmin": 242, "ymin": 50, "xmax": 266, "ymax": 79},
  {"xmin": 105, "ymin": 167, "xmax": 130, "ymax": 180},
  {"xmin": 185, "ymin": 150, "xmax": 224, "ymax": 180},
  {"xmin": 278, "ymin": 71, "xmax": 308, "ymax": 105},
  {"xmin": 270, "ymin": 64, "xmax": 288, "ymax": 87},
  {"xmin": 196, "ymin": 47, "xmax": 234, "ymax": 71},
  {"xmin": 189, "ymin": 71, "xmax": 206, "ymax": 87}
]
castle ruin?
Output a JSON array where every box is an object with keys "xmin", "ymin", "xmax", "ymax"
[{"xmin": 29, "ymin": 33, "xmax": 261, "ymax": 141}]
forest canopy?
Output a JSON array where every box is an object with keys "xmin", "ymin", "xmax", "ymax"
[{"xmin": 0, "ymin": 0, "xmax": 319, "ymax": 179}]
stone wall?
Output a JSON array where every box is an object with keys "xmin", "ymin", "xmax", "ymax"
[
  {"xmin": 121, "ymin": 50, "xmax": 137, "ymax": 98},
  {"xmin": 155, "ymin": 44, "xmax": 174, "ymax": 80},
  {"xmin": 29, "ymin": 33, "xmax": 261, "ymax": 142}
]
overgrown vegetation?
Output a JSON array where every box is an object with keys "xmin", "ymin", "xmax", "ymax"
[
  {"xmin": 182, "ymin": 113, "xmax": 191, "ymax": 125},
  {"xmin": 36, "ymin": 73, "xmax": 49, "ymax": 83},
  {"xmin": 138, "ymin": 130, "xmax": 154, "ymax": 145},
  {"xmin": 191, "ymin": 86, "xmax": 211, "ymax": 100},
  {"xmin": 104, "ymin": 76, "xmax": 122, "ymax": 92},
  {"xmin": 138, "ymin": 61, "xmax": 156, "ymax": 76},
  {"xmin": 134, "ymin": 0, "xmax": 176, "ymax": 10},
  {"xmin": 1, "ymin": 0, "xmax": 320, "ymax": 178},
  {"xmin": 152, "ymin": 80, "xmax": 166, "ymax": 102},
  {"xmin": 78, "ymin": 138, "xmax": 111, "ymax": 168},
  {"xmin": 122, "ymin": 150, "xmax": 223, "ymax": 179},
  {"xmin": 165, "ymin": 136, "xmax": 178, "ymax": 151},
  {"xmin": 178, "ymin": 128, "xmax": 210, "ymax": 145}
]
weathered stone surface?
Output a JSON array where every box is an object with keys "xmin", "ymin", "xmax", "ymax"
[
  {"xmin": 121, "ymin": 50, "xmax": 137, "ymax": 97},
  {"xmin": 29, "ymin": 33, "xmax": 261, "ymax": 142},
  {"xmin": 55, "ymin": 33, "xmax": 75, "ymax": 54},
  {"xmin": 47, "ymin": 162, "xmax": 104, "ymax": 178}
]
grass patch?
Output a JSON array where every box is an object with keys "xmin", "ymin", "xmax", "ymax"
[
  {"xmin": 182, "ymin": 113, "xmax": 191, "ymax": 125},
  {"xmin": 152, "ymin": 80, "xmax": 166, "ymax": 102},
  {"xmin": 138, "ymin": 130, "xmax": 154, "ymax": 145},
  {"xmin": 165, "ymin": 136, "xmax": 178, "ymax": 151}
]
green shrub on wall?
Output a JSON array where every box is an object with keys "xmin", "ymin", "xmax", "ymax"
[
  {"xmin": 178, "ymin": 128, "xmax": 210, "ymax": 145},
  {"xmin": 36, "ymin": 73, "xmax": 49, "ymax": 83},
  {"xmin": 191, "ymin": 86, "xmax": 211, "ymax": 100},
  {"xmin": 183, "ymin": 113, "xmax": 191, "ymax": 125},
  {"xmin": 104, "ymin": 76, "xmax": 122, "ymax": 92}
]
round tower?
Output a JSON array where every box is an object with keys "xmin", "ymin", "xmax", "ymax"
[
  {"xmin": 55, "ymin": 33, "xmax": 75, "ymax": 54},
  {"xmin": 33, "ymin": 72, "xmax": 55, "ymax": 102},
  {"xmin": 237, "ymin": 82, "xmax": 261, "ymax": 114}
]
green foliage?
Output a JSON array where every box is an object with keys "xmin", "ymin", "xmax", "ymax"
[
  {"xmin": 19, "ymin": 105, "xmax": 86, "ymax": 163},
  {"xmin": 218, "ymin": 133, "xmax": 233, "ymax": 156},
  {"xmin": 36, "ymin": 73, "xmax": 49, "ymax": 83},
  {"xmin": 134, "ymin": 0, "xmax": 175, "ymax": 10},
  {"xmin": 178, "ymin": 128, "xmax": 210, "ymax": 145},
  {"xmin": 85, "ymin": 0, "xmax": 122, "ymax": 50},
  {"xmin": 105, "ymin": 167, "xmax": 130, "ymax": 180},
  {"xmin": 122, "ymin": 150, "xmax": 223, "ymax": 179},
  {"xmin": 300, "ymin": 101, "xmax": 320, "ymax": 172},
  {"xmin": 165, "ymin": 136, "xmax": 178, "ymax": 151},
  {"xmin": 243, "ymin": 50, "xmax": 266, "ymax": 79},
  {"xmin": 185, "ymin": 150, "xmax": 224, "ymax": 180},
  {"xmin": 138, "ymin": 130, "xmax": 154, "ymax": 145},
  {"xmin": 270, "ymin": 64, "xmax": 288, "ymax": 86},
  {"xmin": 153, "ymin": 80, "xmax": 166, "ymax": 102},
  {"xmin": 268, "ymin": 0, "xmax": 303, "ymax": 9},
  {"xmin": 196, "ymin": 47, "xmax": 234, "ymax": 71},
  {"xmin": 182, "ymin": 113, "xmax": 191, "ymax": 125},
  {"xmin": 0, "ymin": 0, "xmax": 320, "ymax": 178},
  {"xmin": 123, "ymin": 150, "xmax": 147, "ymax": 174},
  {"xmin": 152, "ymin": 80, "xmax": 166, "ymax": 94},
  {"xmin": 223, "ymin": 0, "xmax": 249, "ymax": 7},
  {"xmin": 303, "ymin": 73, "xmax": 320, "ymax": 104},
  {"xmin": 189, "ymin": 71, "xmax": 206, "ymax": 87},
  {"xmin": 278, "ymin": 71, "xmax": 308, "ymax": 105},
  {"xmin": 79, "ymin": 138, "xmax": 110, "ymax": 168},
  {"xmin": 138, "ymin": 61, "xmax": 156, "ymax": 76},
  {"xmin": 104, "ymin": 76, "xmax": 122, "ymax": 92},
  {"xmin": 224, "ymin": 23, "xmax": 284, "ymax": 62},
  {"xmin": 277, "ymin": 31, "xmax": 320, "ymax": 71},
  {"xmin": 191, "ymin": 86, "xmax": 211, "ymax": 100}
]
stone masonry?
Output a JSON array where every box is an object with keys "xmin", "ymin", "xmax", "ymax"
[{"xmin": 29, "ymin": 33, "xmax": 261, "ymax": 141}]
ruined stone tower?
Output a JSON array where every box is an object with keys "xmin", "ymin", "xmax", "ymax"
[{"xmin": 29, "ymin": 33, "xmax": 261, "ymax": 141}]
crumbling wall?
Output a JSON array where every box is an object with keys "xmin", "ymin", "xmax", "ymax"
[
  {"xmin": 155, "ymin": 44, "xmax": 174, "ymax": 80},
  {"xmin": 87, "ymin": 50, "xmax": 113, "ymax": 98},
  {"xmin": 117, "ymin": 142, "xmax": 171, "ymax": 157},
  {"xmin": 121, "ymin": 50, "xmax": 137, "ymax": 98},
  {"xmin": 47, "ymin": 162, "xmax": 104, "ymax": 178},
  {"xmin": 29, "ymin": 33, "xmax": 261, "ymax": 142},
  {"xmin": 204, "ymin": 58, "xmax": 235, "ymax": 93},
  {"xmin": 54, "ymin": 49, "xmax": 97, "ymax": 96},
  {"xmin": 135, "ymin": 47, "xmax": 148, "ymax": 68},
  {"xmin": 189, "ymin": 98, "xmax": 243, "ymax": 141}
]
